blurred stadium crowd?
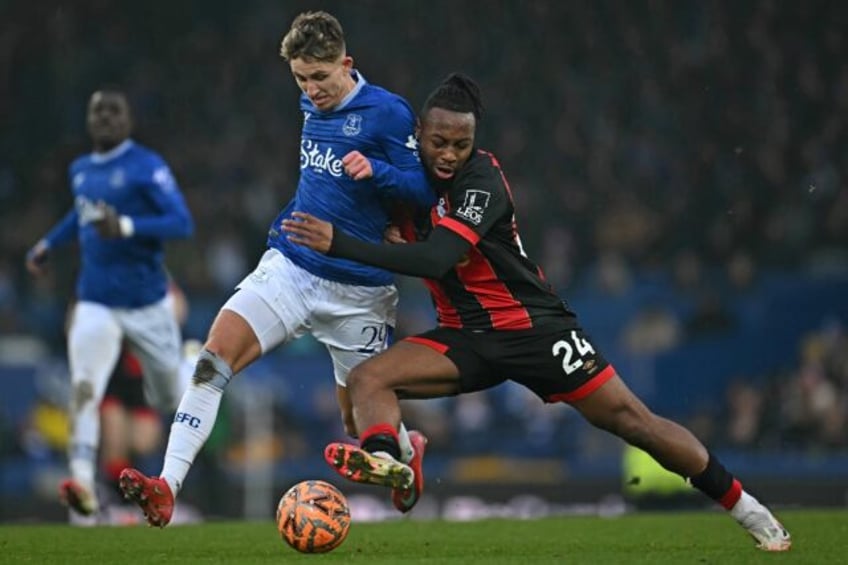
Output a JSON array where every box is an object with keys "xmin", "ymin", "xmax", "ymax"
[{"xmin": 1, "ymin": 0, "xmax": 847, "ymax": 514}]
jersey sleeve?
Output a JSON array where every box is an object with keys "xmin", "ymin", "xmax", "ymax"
[
  {"xmin": 329, "ymin": 224, "xmax": 470, "ymax": 279},
  {"xmin": 368, "ymin": 97, "xmax": 434, "ymax": 208},
  {"xmin": 130, "ymin": 156, "xmax": 194, "ymax": 240},
  {"xmin": 437, "ymin": 161, "xmax": 508, "ymax": 245},
  {"xmin": 44, "ymin": 208, "xmax": 79, "ymax": 248},
  {"xmin": 43, "ymin": 165, "xmax": 82, "ymax": 248}
]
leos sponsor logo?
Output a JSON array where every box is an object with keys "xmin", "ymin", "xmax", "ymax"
[
  {"xmin": 456, "ymin": 189, "xmax": 491, "ymax": 225},
  {"xmin": 300, "ymin": 140, "xmax": 344, "ymax": 177}
]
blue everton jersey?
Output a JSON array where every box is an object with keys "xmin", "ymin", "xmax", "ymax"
[
  {"xmin": 44, "ymin": 140, "xmax": 193, "ymax": 307},
  {"xmin": 267, "ymin": 72, "xmax": 434, "ymax": 286}
]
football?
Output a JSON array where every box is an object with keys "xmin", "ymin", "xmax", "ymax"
[{"xmin": 276, "ymin": 479, "xmax": 351, "ymax": 553}]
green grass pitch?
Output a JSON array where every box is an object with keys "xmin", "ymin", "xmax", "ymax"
[{"xmin": 1, "ymin": 509, "xmax": 843, "ymax": 564}]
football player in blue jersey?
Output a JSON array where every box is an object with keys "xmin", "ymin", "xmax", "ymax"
[
  {"xmin": 119, "ymin": 11, "xmax": 434, "ymax": 527},
  {"xmin": 25, "ymin": 89, "xmax": 194, "ymax": 523}
]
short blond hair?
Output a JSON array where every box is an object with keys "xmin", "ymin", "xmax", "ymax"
[{"xmin": 279, "ymin": 11, "xmax": 346, "ymax": 62}]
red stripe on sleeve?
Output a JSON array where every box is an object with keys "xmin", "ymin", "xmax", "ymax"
[
  {"xmin": 439, "ymin": 217, "xmax": 481, "ymax": 245},
  {"xmin": 546, "ymin": 365, "xmax": 617, "ymax": 403}
]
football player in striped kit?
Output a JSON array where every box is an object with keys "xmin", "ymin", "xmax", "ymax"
[
  {"xmin": 284, "ymin": 73, "xmax": 792, "ymax": 552},
  {"xmin": 26, "ymin": 89, "xmax": 194, "ymax": 523},
  {"xmin": 119, "ymin": 11, "xmax": 434, "ymax": 527}
]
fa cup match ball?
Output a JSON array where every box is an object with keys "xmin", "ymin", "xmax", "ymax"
[{"xmin": 276, "ymin": 480, "xmax": 351, "ymax": 553}]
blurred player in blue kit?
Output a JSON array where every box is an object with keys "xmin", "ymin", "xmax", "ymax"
[
  {"xmin": 119, "ymin": 11, "xmax": 434, "ymax": 527},
  {"xmin": 25, "ymin": 89, "xmax": 194, "ymax": 522},
  {"xmin": 283, "ymin": 73, "xmax": 792, "ymax": 552}
]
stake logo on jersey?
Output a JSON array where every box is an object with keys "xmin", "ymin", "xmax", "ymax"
[
  {"xmin": 300, "ymin": 140, "xmax": 344, "ymax": 177},
  {"xmin": 268, "ymin": 71, "xmax": 433, "ymax": 287},
  {"xmin": 75, "ymin": 196, "xmax": 106, "ymax": 225},
  {"xmin": 455, "ymin": 189, "xmax": 491, "ymax": 226},
  {"xmin": 342, "ymin": 113, "xmax": 362, "ymax": 136}
]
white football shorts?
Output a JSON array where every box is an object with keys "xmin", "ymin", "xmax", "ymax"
[
  {"xmin": 223, "ymin": 248, "xmax": 398, "ymax": 386},
  {"xmin": 68, "ymin": 296, "xmax": 182, "ymax": 412}
]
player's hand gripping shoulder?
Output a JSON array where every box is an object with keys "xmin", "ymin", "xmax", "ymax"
[
  {"xmin": 282, "ymin": 212, "xmax": 334, "ymax": 254},
  {"xmin": 342, "ymin": 150, "xmax": 373, "ymax": 181},
  {"xmin": 383, "ymin": 224, "xmax": 406, "ymax": 244}
]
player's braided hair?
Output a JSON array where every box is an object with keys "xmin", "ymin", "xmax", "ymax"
[
  {"xmin": 280, "ymin": 11, "xmax": 346, "ymax": 62},
  {"xmin": 422, "ymin": 73, "xmax": 484, "ymax": 121}
]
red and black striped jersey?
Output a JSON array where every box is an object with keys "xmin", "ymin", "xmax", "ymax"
[{"xmin": 401, "ymin": 149, "xmax": 577, "ymax": 330}]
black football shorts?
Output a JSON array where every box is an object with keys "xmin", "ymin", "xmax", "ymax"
[
  {"xmin": 103, "ymin": 368, "xmax": 148, "ymax": 410},
  {"xmin": 405, "ymin": 322, "xmax": 615, "ymax": 403}
]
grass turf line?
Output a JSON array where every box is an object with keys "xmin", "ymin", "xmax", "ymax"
[{"xmin": 0, "ymin": 509, "xmax": 842, "ymax": 564}]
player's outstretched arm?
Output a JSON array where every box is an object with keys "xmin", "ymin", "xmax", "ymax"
[
  {"xmin": 27, "ymin": 208, "xmax": 80, "ymax": 275},
  {"xmin": 283, "ymin": 211, "xmax": 468, "ymax": 279}
]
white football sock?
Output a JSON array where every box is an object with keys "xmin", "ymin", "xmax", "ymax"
[
  {"xmin": 160, "ymin": 348, "xmax": 233, "ymax": 496},
  {"xmin": 730, "ymin": 490, "xmax": 762, "ymax": 521},
  {"xmin": 69, "ymin": 445, "xmax": 97, "ymax": 489},
  {"xmin": 160, "ymin": 381, "xmax": 223, "ymax": 496},
  {"xmin": 68, "ymin": 395, "xmax": 101, "ymax": 490},
  {"xmin": 65, "ymin": 301, "xmax": 122, "ymax": 492}
]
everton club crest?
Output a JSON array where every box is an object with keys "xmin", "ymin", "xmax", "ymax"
[{"xmin": 342, "ymin": 114, "xmax": 363, "ymax": 136}]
